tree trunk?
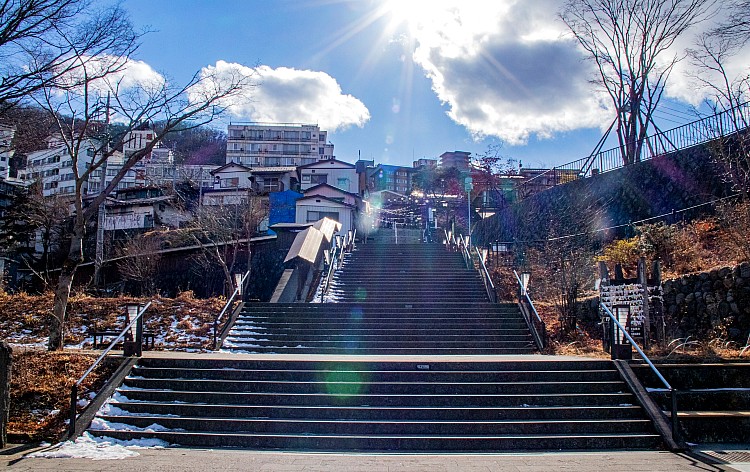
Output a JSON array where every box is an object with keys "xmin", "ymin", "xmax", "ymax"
[
  {"xmin": 0, "ymin": 341, "xmax": 11, "ymax": 448},
  {"xmin": 48, "ymin": 225, "xmax": 84, "ymax": 351}
]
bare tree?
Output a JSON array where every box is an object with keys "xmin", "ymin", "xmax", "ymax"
[
  {"xmin": 712, "ymin": 0, "xmax": 750, "ymax": 45},
  {"xmin": 33, "ymin": 33, "xmax": 250, "ymax": 351},
  {"xmin": 187, "ymin": 193, "xmax": 268, "ymax": 293},
  {"xmin": 116, "ymin": 233, "xmax": 162, "ymax": 295},
  {"xmin": 688, "ymin": 4, "xmax": 750, "ymax": 196},
  {"xmin": 561, "ymin": 0, "xmax": 716, "ymax": 165},
  {"xmin": 0, "ymin": 0, "xmax": 141, "ymax": 112},
  {"xmin": 0, "ymin": 181, "xmax": 70, "ymax": 288}
]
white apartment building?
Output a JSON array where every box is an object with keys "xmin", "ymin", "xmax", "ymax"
[
  {"xmin": 226, "ymin": 123, "xmax": 334, "ymax": 168},
  {"xmin": 19, "ymin": 138, "xmax": 140, "ymax": 197},
  {"xmin": 0, "ymin": 124, "xmax": 15, "ymax": 180}
]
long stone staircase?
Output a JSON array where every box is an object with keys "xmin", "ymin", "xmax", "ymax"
[
  {"xmin": 222, "ymin": 242, "xmax": 536, "ymax": 354},
  {"xmin": 87, "ymin": 234, "xmax": 665, "ymax": 451}
]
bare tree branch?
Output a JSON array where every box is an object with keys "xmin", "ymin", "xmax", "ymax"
[{"xmin": 561, "ymin": 0, "xmax": 716, "ymax": 165}]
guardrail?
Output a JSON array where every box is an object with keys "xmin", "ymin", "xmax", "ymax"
[
  {"xmin": 474, "ymin": 246, "xmax": 497, "ymax": 303},
  {"xmin": 69, "ymin": 301, "xmax": 151, "ymax": 438},
  {"xmin": 600, "ymin": 302, "xmax": 678, "ymax": 437},
  {"xmin": 513, "ymin": 271, "xmax": 546, "ymax": 350},
  {"xmin": 319, "ymin": 230, "xmax": 356, "ymax": 302},
  {"xmin": 213, "ymin": 271, "xmax": 250, "ymax": 348},
  {"xmin": 518, "ymin": 101, "xmax": 750, "ymax": 196},
  {"xmin": 320, "ymin": 242, "xmax": 342, "ymax": 302}
]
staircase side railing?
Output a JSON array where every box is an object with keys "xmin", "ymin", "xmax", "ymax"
[
  {"xmin": 455, "ymin": 234, "xmax": 472, "ymax": 270},
  {"xmin": 474, "ymin": 246, "xmax": 497, "ymax": 303},
  {"xmin": 213, "ymin": 270, "xmax": 250, "ymax": 348},
  {"xmin": 513, "ymin": 270, "xmax": 546, "ymax": 350},
  {"xmin": 320, "ymin": 243, "xmax": 341, "ymax": 301},
  {"xmin": 69, "ymin": 301, "xmax": 152, "ymax": 438},
  {"xmin": 599, "ymin": 303, "xmax": 678, "ymax": 438}
]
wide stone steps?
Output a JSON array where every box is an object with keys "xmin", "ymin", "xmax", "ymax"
[{"xmin": 89, "ymin": 358, "xmax": 662, "ymax": 451}]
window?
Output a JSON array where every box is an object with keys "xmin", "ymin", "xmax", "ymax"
[
  {"xmin": 310, "ymin": 174, "xmax": 327, "ymax": 184},
  {"xmin": 221, "ymin": 177, "xmax": 239, "ymax": 188},
  {"xmin": 319, "ymin": 134, "xmax": 326, "ymax": 142},
  {"xmin": 318, "ymin": 148, "xmax": 324, "ymax": 155},
  {"xmin": 307, "ymin": 210, "xmax": 339, "ymax": 222},
  {"xmin": 337, "ymin": 177, "xmax": 349, "ymax": 189}
]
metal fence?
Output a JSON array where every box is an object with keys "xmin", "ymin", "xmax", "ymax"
[{"xmin": 518, "ymin": 101, "xmax": 750, "ymax": 196}]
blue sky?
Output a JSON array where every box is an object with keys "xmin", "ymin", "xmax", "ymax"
[{"xmin": 119, "ymin": 0, "xmax": 744, "ymax": 169}]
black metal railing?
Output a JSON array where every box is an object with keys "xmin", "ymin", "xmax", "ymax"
[
  {"xmin": 474, "ymin": 246, "xmax": 497, "ymax": 303},
  {"xmin": 319, "ymin": 230, "xmax": 356, "ymax": 302},
  {"xmin": 513, "ymin": 270, "xmax": 546, "ymax": 350},
  {"xmin": 518, "ymin": 101, "xmax": 750, "ymax": 196},
  {"xmin": 213, "ymin": 271, "xmax": 250, "ymax": 348},
  {"xmin": 600, "ymin": 302, "xmax": 678, "ymax": 438},
  {"xmin": 69, "ymin": 301, "xmax": 151, "ymax": 438}
]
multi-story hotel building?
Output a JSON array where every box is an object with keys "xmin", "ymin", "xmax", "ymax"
[{"xmin": 226, "ymin": 123, "xmax": 334, "ymax": 167}]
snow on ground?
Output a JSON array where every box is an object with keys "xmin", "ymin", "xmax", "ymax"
[{"xmin": 25, "ymin": 432, "xmax": 168, "ymax": 461}]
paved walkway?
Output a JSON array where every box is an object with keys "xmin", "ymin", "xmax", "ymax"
[{"xmin": 2, "ymin": 445, "xmax": 747, "ymax": 472}]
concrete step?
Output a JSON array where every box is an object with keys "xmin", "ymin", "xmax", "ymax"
[
  {"xmin": 88, "ymin": 429, "xmax": 662, "ymax": 451},
  {"xmin": 108, "ymin": 402, "xmax": 646, "ymax": 420},
  {"xmin": 96, "ymin": 415, "xmax": 654, "ymax": 435}
]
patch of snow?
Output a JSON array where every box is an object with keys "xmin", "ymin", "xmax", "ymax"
[
  {"xmin": 90, "ymin": 418, "xmax": 182, "ymax": 432},
  {"xmin": 25, "ymin": 432, "xmax": 168, "ymax": 461}
]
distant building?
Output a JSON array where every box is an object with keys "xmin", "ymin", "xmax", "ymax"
[
  {"xmin": 140, "ymin": 163, "xmax": 216, "ymax": 189},
  {"xmin": 0, "ymin": 124, "xmax": 16, "ymax": 180},
  {"xmin": 226, "ymin": 123, "xmax": 334, "ymax": 167},
  {"xmin": 19, "ymin": 138, "xmax": 141, "ymax": 197},
  {"xmin": 123, "ymin": 124, "xmax": 154, "ymax": 159},
  {"xmin": 355, "ymin": 159, "xmax": 375, "ymax": 197},
  {"xmin": 367, "ymin": 164, "xmax": 413, "ymax": 194},
  {"xmin": 439, "ymin": 151, "xmax": 471, "ymax": 172},
  {"xmin": 413, "ymin": 158, "xmax": 437, "ymax": 169},
  {"xmin": 96, "ymin": 186, "xmax": 191, "ymax": 234},
  {"xmin": 295, "ymin": 194, "xmax": 358, "ymax": 234},
  {"xmin": 297, "ymin": 159, "xmax": 357, "ymax": 194}
]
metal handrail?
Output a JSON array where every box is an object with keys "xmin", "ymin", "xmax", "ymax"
[
  {"xmin": 513, "ymin": 270, "xmax": 546, "ymax": 350},
  {"xmin": 320, "ymin": 242, "xmax": 343, "ymax": 302},
  {"xmin": 213, "ymin": 270, "xmax": 250, "ymax": 347},
  {"xmin": 474, "ymin": 246, "xmax": 497, "ymax": 303},
  {"xmin": 69, "ymin": 301, "xmax": 152, "ymax": 437},
  {"xmin": 518, "ymin": 101, "xmax": 750, "ymax": 194},
  {"xmin": 600, "ymin": 302, "xmax": 678, "ymax": 437}
]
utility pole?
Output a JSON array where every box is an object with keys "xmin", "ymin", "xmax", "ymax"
[{"xmin": 93, "ymin": 93, "xmax": 110, "ymax": 287}]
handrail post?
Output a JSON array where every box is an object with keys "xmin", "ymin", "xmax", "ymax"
[
  {"xmin": 600, "ymin": 302, "xmax": 678, "ymax": 436},
  {"xmin": 135, "ymin": 311, "xmax": 143, "ymax": 358},
  {"xmin": 68, "ymin": 383, "xmax": 78, "ymax": 438},
  {"xmin": 671, "ymin": 388, "xmax": 678, "ymax": 439}
]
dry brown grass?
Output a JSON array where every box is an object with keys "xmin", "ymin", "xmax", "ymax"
[
  {"xmin": 1, "ymin": 291, "xmax": 230, "ymax": 441},
  {"xmin": 8, "ymin": 350, "xmax": 118, "ymax": 441}
]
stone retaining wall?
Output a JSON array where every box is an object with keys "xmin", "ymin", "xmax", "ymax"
[{"xmin": 662, "ymin": 262, "xmax": 750, "ymax": 341}]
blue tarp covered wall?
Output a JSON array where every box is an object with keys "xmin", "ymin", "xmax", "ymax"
[{"xmin": 269, "ymin": 190, "xmax": 303, "ymax": 228}]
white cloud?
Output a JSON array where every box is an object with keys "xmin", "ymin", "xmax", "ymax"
[
  {"xmin": 197, "ymin": 61, "xmax": 370, "ymax": 132},
  {"xmin": 400, "ymin": 1, "xmax": 749, "ymax": 144},
  {"xmin": 57, "ymin": 55, "xmax": 165, "ymax": 93},
  {"xmin": 400, "ymin": 0, "xmax": 611, "ymax": 145}
]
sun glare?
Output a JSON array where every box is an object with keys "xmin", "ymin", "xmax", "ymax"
[{"xmin": 382, "ymin": 0, "xmax": 456, "ymax": 33}]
